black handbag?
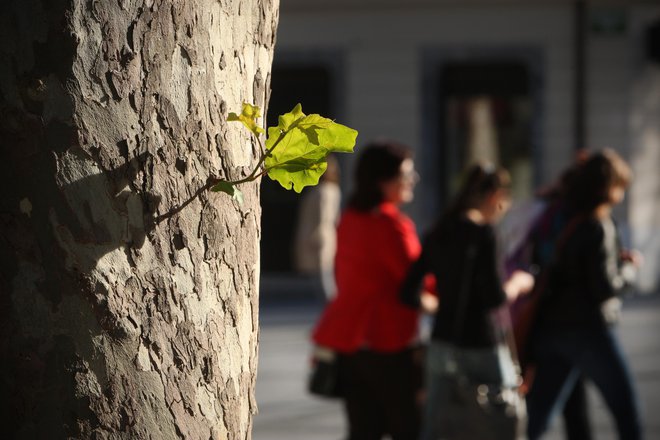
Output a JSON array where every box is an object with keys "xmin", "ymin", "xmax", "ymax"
[
  {"xmin": 438, "ymin": 376, "xmax": 526, "ymax": 440},
  {"xmin": 307, "ymin": 346, "xmax": 342, "ymax": 398}
]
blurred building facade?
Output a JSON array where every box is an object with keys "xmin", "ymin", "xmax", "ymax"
[{"xmin": 261, "ymin": 0, "xmax": 660, "ymax": 294}]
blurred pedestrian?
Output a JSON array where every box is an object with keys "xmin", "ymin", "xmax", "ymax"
[
  {"xmin": 293, "ymin": 154, "xmax": 341, "ymax": 301},
  {"xmin": 312, "ymin": 141, "xmax": 426, "ymax": 440},
  {"xmin": 401, "ymin": 163, "xmax": 533, "ymax": 440},
  {"xmin": 525, "ymin": 149, "xmax": 643, "ymax": 440},
  {"xmin": 505, "ymin": 151, "xmax": 593, "ymax": 440}
]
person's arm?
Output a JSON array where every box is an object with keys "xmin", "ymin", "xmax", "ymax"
[
  {"xmin": 582, "ymin": 220, "xmax": 634, "ymax": 324},
  {"xmin": 476, "ymin": 226, "xmax": 507, "ymax": 310},
  {"xmin": 503, "ymin": 270, "xmax": 535, "ymax": 301},
  {"xmin": 614, "ymin": 219, "xmax": 642, "ymax": 291},
  {"xmin": 399, "ymin": 229, "xmax": 438, "ymax": 310},
  {"xmin": 584, "ymin": 221, "xmax": 618, "ymax": 304},
  {"xmin": 379, "ymin": 212, "xmax": 422, "ymax": 280},
  {"xmin": 399, "ymin": 246, "xmax": 430, "ymax": 309},
  {"xmin": 586, "ymin": 219, "xmax": 641, "ymax": 304},
  {"xmin": 379, "ymin": 211, "xmax": 439, "ymax": 312},
  {"xmin": 420, "ymin": 272, "xmax": 439, "ymax": 313}
]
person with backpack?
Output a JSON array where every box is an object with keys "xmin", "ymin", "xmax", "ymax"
[
  {"xmin": 505, "ymin": 155, "xmax": 594, "ymax": 440},
  {"xmin": 524, "ymin": 149, "xmax": 643, "ymax": 439}
]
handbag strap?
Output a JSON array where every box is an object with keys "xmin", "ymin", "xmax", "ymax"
[
  {"xmin": 505, "ymin": 212, "xmax": 585, "ymax": 369},
  {"xmin": 532, "ymin": 212, "xmax": 585, "ymax": 302},
  {"xmin": 451, "ymin": 228, "xmax": 477, "ymax": 345}
]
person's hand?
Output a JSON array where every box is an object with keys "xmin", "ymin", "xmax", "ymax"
[
  {"xmin": 420, "ymin": 292, "xmax": 439, "ymax": 314},
  {"xmin": 601, "ymin": 297, "xmax": 622, "ymax": 325},
  {"xmin": 620, "ymin": 249, "xmax": 644, "ymax": 267},
  {"xmin": 503, "ymin": 270, "xmax": 535, "ymax": 301}
]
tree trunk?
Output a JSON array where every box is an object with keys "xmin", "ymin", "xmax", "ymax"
[{"xmin": 0, "ymin": 1, "xmax": 278, "ymax": 438}]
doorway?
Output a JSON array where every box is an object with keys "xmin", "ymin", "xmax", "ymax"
[
  {"xmin": 420, "ymin": 49, "xmax": 543, "ymax": 223},
  {"xmin": 261, "ymin": 58, "xmax": 341, "ymax": 276},
  {"xmin": 439, "ymin": 61, "xmax": 533, "ymax": 203}
]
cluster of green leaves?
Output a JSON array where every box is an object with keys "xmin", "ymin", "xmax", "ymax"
[{"xmin": 212, "ymin": 103, "xmax": 358, "ymax": 202}]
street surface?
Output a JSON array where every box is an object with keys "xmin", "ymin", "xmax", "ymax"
[{"xmin": 253, "ymin": 295, "xmax": 660, "ymax": 440}]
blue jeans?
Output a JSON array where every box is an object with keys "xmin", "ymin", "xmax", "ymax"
[
  {"xmin": 526, "ymin": 326, "xmax": 642, "ymax": 440},
  {"xmin": 420, "ymin": 341, "xmax": 517, "ymax": 440}
]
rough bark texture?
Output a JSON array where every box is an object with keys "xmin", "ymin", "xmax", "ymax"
[{"xmin": 0, "ymin": 0, "xmax": 278, "ymax": 438}]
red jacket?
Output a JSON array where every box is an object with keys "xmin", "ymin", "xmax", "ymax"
[{"xmin": 312, "ymin": 203, "xmax": 423, "ymax": 353}]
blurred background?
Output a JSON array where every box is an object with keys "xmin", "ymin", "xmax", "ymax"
[
  {"xmin": 255, "ymin": 1, "xmax": 660, "ymax": 438},
  {"xmin": 262, "ymin": 0, "xmax": 660, "ymax": 294}
]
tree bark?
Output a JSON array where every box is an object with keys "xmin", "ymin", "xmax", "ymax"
[{"xmin": 0, "ymin": 0, "xmax": 278, "ymax": 438}]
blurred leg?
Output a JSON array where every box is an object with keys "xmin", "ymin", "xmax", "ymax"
[
  {"xmin": 382, "ymin": 348, "xmax": 421, "ymax": 440},
  {"xmin": 526, "ymin": 353, "xmax": 577, "ymax": 440},
  {"xmin": 340, "ymin": 349, "xmax": 421, "ymax": 440},
  {"xmin": 562, "ymin": 376, "xmax": 592, "ymax": 440},
  {"xmin": 340, "ymin": 351, "xmax": 386, "ymax": 440},
  {"xmin": 420, "ymin": 343, "xmax": 454, "ymax": 440},
  {"xmin": 575, "ymin": 329, "xmax": 642, "ymax": 440}
]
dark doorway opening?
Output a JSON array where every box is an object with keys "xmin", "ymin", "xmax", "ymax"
[
  {"xmin": 260, "ymin": 64, "xmax": 335, "ymax": 274},
  {"xmin": 436, "ymin": 61, "xmax": 534, "ymax": 208}
]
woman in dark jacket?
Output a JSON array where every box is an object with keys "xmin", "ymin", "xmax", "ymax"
[
  {"xmin": 400, "ymin": 163, "xmax": 533, "ymax": 439},
  {"xmin": 525, "ymin": 149, "xmax": 643, "ymax": 440}
]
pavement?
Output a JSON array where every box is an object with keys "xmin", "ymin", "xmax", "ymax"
[{"xmin": 252, "ymin": 294, "xmax": 660, "ymax": 440}]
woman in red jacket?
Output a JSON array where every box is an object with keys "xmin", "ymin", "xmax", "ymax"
[{"xmin": 312, "ymin": 141, "xmax": 427, "ymax": 440}]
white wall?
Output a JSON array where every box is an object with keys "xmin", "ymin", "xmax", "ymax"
[
  {"xmin": 628, "ymin": 6, "xmax": 660, "ymax": 293},
  {"xmin": 277, "ymin": 4, "xmax": 575, "ymax": 210}
]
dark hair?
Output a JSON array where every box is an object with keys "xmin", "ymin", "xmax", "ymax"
[
  {"xmin": 348, "ymin": 140, "xmax": 412, "ymax": 211},
  {"xmin": 446, "ymin": 162, "xmax": 511, "ymax": 218},
  {"xmin": 564, "ymin": 148, "xmax": 631, "ymax": 214},
  {"xmin": 537, "ymin": 148, "xmax": 590, "ymax": 201}
]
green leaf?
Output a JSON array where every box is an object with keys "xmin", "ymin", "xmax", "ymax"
[
  {"xmin": 227, "ymin": 103, "xmax": 265, "ymax": 136},
  {"xmin": 211, "ymin": 181, "xmax": 244, "ymax": 204},
  {"xmin": 263, "ymin": 104, "xmax": 358, "ymax": 192},
  {"xmin": 277, "ymin": 103, "xmax": 305, "ymax": 131},
  {"xmin": 268, "ymin": 158, "xmax": 328, "ymax": 193},
  {"xmin": 298, "ymin": 114, "xmax": 358, "ymax": 153}
]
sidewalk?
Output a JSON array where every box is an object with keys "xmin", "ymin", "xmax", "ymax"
[{"xmin": 253, "ymin": 294, "xmax": 660, "ymax": 439}]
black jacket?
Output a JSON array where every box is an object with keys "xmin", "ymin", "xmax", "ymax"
[
  {"xmin": 400, "ymin": 217, "xmax": 506, "ymax": 348},
  {"xmin": 537, "ymin": 216, "xmax": 632, "ymax": 329}
]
